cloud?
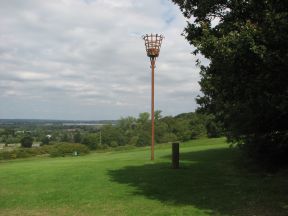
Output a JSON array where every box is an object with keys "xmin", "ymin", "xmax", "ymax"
[{"xmin": 0, "ymin": 0, "xmax": 204, "ymax": 120}]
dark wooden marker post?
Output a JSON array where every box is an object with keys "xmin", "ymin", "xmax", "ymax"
[{"xmin": 172, "ymin": 142, "xmax": 180, "ymax": 169}]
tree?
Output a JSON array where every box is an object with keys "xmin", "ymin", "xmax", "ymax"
[
  {"xmin": 205, "ymin": 115, "xmax": 223, "ymax": 138},
  {"xmin": 60, "ymin": 133, "xmax": 70, "ymax": 142},
  {"xmin": 137, "ymin": 131, "xmax": 151, "ymax": 146},
  {"xmin": 155, "ymin": 121, "xmax": 169, "ymax": 143},
  {"xmin": 172, "ymin": 0, "xmax": 288, "ymax": 167},
  {"xmin": 41, "ymin": 136, "xmax": 50, "ymax": 145},
  {"xmin": 101, "ymin": 125, "xmax": 125, "ymax": 147},
  {"xmin": 174, "ymin": 112, "xmax": 208, "ymax": 140},
  {"xmin": 73, "ymin": 132, "xmax": 82, "ymax": 143},
  {"xmin": 154, "ymin": 110, "xmax": 163, "ymax": 121},
  {"xmin": 81, "ymin": 133, "xmax": 100, "ymax": 150},
  {"xmin": 135, "ymin": 112, "xmax": 151, "ymax": 146},
  {"xmin": 21, "ymin": 136, "xmax": 33, "ymax": 148},
  {"xmin": 159, "ymin": 132, "xmax": 178, "ymax": 143},
  {"xmin": 128, "ymin": 136, "xmax": 139, "ymax": 146},
  {"xmin": 117, "ymin": 116, "xmax": 137, "ymax": 145},
  {"xmin": 137, "ymin": 112, "xmax": 150, "ymax": 126}
]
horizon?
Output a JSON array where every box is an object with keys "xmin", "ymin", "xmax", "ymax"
[{"xmin": 0, "ymin": 110, "xmax": 192, "ymax": 122}]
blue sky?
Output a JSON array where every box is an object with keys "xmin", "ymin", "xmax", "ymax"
[{"xmin": 0, "ymin": 0, "xmax": 206, "ymax": 120}]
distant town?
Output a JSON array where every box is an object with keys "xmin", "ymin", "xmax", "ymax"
[{"xmin": 0, "ymin": 119, "xmax": 118, "ymax": 126}]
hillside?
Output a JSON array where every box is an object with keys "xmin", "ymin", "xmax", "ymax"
[{"xmin": 0, "ymin": 138, "xmax": 287, "ymax": 216}]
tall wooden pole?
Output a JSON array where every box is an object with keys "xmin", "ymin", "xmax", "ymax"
[
  {"xmin": 151, "ymin": 58, "xmax": 155, "ymax": 161},
  {"xmin": 142, "ymin": 33, "xmax": 164, "ymax": 161}
]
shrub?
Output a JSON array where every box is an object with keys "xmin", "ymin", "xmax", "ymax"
[
  {"xmin": 20, "ymin": 136, "xmax": 33, "ymax": 148},
  {"xmin": 81, "ymin": 134, "xmax": 100, "ymax": 150},
  {"xmin": 49, "ymin": 143, "xmax": 89, "ymax": 157},
  {"xmin": 110, "ymin": 141, "xmax": 118, "ymax": 147},
  {"xmin": 0, "ymin": 151, "xmax": 12, "ymax": 160},
  {"xmin": 100, "ymin": 144, "xmax": 109, "ymax": 149},
  {"xmin": 128, "ymin": 136, "xmax": 139, "ymax": 146},
  {"xmin": 16, "ymin": 149, "xmax": 32, "ymax": 158},
  {"xmin": 0, "ymin": 143, "xmax": 89, "ymax": 160},
  {"xmin": 137, "ymin": 131, "xmax": 151, "ymax": 146},
  {"xmin": 159, "ymin": 133, "xmax": 178, "ymax": 143},
  {"xmin": 241, "ymin": 132, "xmax": 288, "ymax": 170},
  {"xmin": 41, "ymin": 136, "xmax": 50, "ymax": 145}
]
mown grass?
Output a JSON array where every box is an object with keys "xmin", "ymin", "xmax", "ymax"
[{"xmin": 0, "ymin": 138, "xmax": 287, "ymax": 216}]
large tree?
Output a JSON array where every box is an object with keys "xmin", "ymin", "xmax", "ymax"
[{"xmin": 172, "ymin": 0, "xmax": 288, "ymax": 167}]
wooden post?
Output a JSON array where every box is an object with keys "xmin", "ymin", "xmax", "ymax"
[
  {"xmin": 142, "ymin": 34, "xmax": 164, "ymax": 161},
  {"xmin": 172, "ymin": 142, "xmax": 179, "ymax": 169},
  {"xmin": 151, "ymin": 58, "xmax": 155, "ymax": 161}
]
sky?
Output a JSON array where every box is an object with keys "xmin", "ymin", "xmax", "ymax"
[{"xmin": 0, "ymin": 0, "xmax": 207, "ymax": 120}]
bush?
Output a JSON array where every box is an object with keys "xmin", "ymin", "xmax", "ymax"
[
  {"xmin": 110, "ymin": 141, "xmax": 118, "ymax": 147},
  {"xmin": 241, "ymin": 132, "xmax": 288, "ymax": 170},
  {"xmin": 136, "ymin": 132, "xmax": 151, "ymax": 146},
  {"xmin": 0, "ymin": 143, "xmax": 89, "ymax": 160},
  {"xmin": 20, "ymin": 136, "xmax": 33, "ymax": 148},
  {"xmin": 100, "ymin": 144, "xmax": 109, "ymax": 149},
  {"xmin": 206, "ymin": 118, "xmax": 223, "ymax": 138},
  {"xmin": 49, "ymin": 143, "xmax": 89, "ymax": 157},
  {"xmin": 81, "ymin": 134, "xmax": 100, "ymax": 150},
  {"xmin": 128, "ymin": 136, "xmax": 139, "ymax": 146},
  {"xmin": 41, "ymin": 136, "xmax": 50, "ymax": 145},
  {"xmin": 0, "ymin": 151, "xmax": 12, "ymax": 160},
  {"xmin": 15, "ymin": 149, "xmax": 32, "ymax": 158},
  {"xmin": 159, "ymin": 133, "xmax": 178, "ymax": 143}
]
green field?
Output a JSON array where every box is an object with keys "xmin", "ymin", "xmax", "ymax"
[{"xmin": 0, "ymin": 138, "xmax": 287, "ymax": 216}]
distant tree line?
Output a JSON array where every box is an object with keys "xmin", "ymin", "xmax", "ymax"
[
  {"xmin": 0, "ymin": 111, "xmax": 223, "ymax": 151},
  {"xmin": 59, "ymin": 111, "xmax": 222, "ymax": 150}
]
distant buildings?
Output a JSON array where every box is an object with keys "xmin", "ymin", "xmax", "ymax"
[{"xmin": 46, "ymin": 134, "xmax": 52, "ymax": 139}]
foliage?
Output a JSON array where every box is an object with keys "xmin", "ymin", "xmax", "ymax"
[
  {"xmin": 0, "ymin": 111, "xmax": 215, "ymax": 152},
  {"xmin": 81, "ymin": 133, "xmax": 101, "ymax": 150},
  {"xmin": 205, "ymin": 115, "xmax": 223, "ymax": 138},
  {"xmin": 128, "ymin": 136, "xmax": 139, "ymax": 146},
  {"xmin": 41, "ymin": 136, "xmax": 50, "ymax": 145},
  {"xmin": 98, "ymin": 111, "xmax": 209, "ymax": 147},
  {"xmin": 0, "ymin": 146, "xmax": 49, "ymax": 160},
  {"xmin": 168, "ymin": 112, "xmax": 209, "ymax": 140},
  {"xmin": 159, "ymin": 132, "xmax": 178, "ymax": 143},
  {"xmin": 172, "ymin": 0, "xmax": 288, "ymax": 167},
  {"xmin": 20, "ymin": 136, "xmax": 33, "ymax": 148},
  {"xmin": 49, "ymin": 143, "xmax": 89, "ymax": 157},
  {"xmin": 73, "ymin": 132, "xmax": 82, "ymax": 143},
  {"xmin": 0, "ymin": 143, "xmax": 89, "ymax": 160}
]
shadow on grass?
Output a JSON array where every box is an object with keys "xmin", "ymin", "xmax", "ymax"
[{"xmin": 108, "ymin": 148, "xmax": 288, "ymax": 216}]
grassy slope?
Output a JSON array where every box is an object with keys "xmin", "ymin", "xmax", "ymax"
[{"xmin": 0, "ymin": 138, "xmax": 287, "ymax": 216}]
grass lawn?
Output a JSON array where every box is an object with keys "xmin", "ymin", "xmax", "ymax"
[{"xmin": 0, "ymin": 138, "xmax": 287, "ymax": 216}]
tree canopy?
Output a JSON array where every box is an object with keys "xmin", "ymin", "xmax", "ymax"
[
  {"xmin": 172, "ymin": 0, "xmax": 288, "ymax": 167},
  {"xmin": 20, "ymin": 136, "xmax": 33, "ymax": 148}
]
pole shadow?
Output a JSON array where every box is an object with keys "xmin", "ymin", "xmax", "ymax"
[{"xmin": 108, "ymin": 148, "xmax": 288, "ymax": 215}]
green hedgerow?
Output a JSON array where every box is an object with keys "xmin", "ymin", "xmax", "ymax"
[{"xmin": 0, "ymin": 143, "xmax": 89, "ymax": 160}]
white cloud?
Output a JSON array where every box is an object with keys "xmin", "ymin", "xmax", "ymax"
[{"xmin": 0, "ymin": 0, "xmax": 203, "ymax": 120}]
